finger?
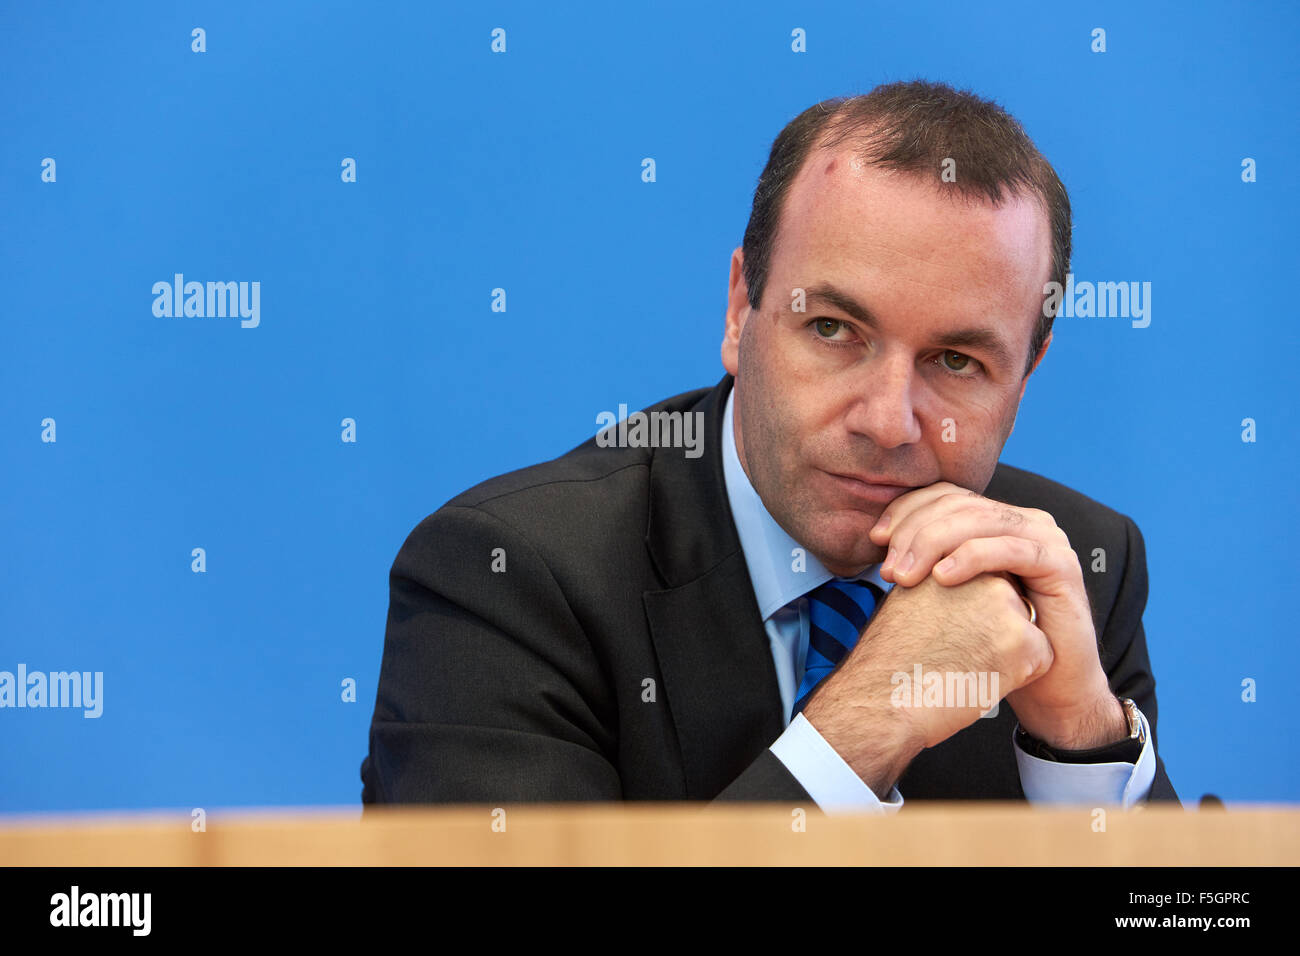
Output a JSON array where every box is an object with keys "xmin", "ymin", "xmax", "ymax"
[
  {"xmin": 1008, "ymin": 626, "xmax": 1055, "ymax": 690},
  {"xmin": 884, "ymin": 501, "xmax": 1023, "ymax": 585},
  {"xmin": 868, "ymin": 481, "xmax": 974, "ymax": 547},
  {"xmin": 994, "ymin": 613, "xmax": 1055, "ymax": 694},
  {"xmin": 883, "ymin": 503, "xmax": 1063, "ymax": 586},
  {"xmin": 928, "ymin": 536, "xmax": 1080, "ymax": 595}
]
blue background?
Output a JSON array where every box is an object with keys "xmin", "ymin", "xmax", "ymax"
[{"xmin": 2, "ymin": 0, "xmax": 1296, "ymax": 814}]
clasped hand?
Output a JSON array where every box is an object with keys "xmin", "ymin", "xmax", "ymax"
[{"xmin": 868, "ymin": 482, "xmax": 1124, "ymax": 750}]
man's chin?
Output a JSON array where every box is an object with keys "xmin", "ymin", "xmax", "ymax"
[
  {"xmin": 820, "ymin": 551, "xmax": 887, "ymax": 577},
  {"xmin": 799, "ymin": 516, "xmax": 888, "ymax": 576}
]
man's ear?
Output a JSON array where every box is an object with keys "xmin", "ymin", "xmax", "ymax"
[{"xmin": 721, "ymin": 245, "xmax": 750, "ymax": 377}]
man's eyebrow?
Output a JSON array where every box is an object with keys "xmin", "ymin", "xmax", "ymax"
[
  {"xmin": 803, "ymin": 281, "xmax": 1017, "ymax": 372},
  {"xmin": 804, "ymin": 283, "xmax": 882, "ymax": 328}
]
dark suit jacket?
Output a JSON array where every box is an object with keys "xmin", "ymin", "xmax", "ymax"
[{"xmin": 361, "ymin": 375, "xmax": 1178, "ymax": 807}]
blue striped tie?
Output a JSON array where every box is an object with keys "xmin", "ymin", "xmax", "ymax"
[{"xmin": 792, "ymin": 578, "xmax": 885, "ymax": 718}]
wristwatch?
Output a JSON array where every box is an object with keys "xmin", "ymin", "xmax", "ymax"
[{"xmin": 1015, "ymin": 697, "xmax": 1145, "ymax": 764}]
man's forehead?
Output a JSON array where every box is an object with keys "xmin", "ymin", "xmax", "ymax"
[{"xmin": 777, "ymin": 147, "xmax": 1052, "ymax": 313}]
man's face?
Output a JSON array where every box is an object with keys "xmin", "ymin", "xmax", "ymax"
[{"xmin": 721, "ymin": 146, "xmax": 1053, "ymax": 576}]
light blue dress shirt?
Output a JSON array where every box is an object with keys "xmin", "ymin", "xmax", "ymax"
[{"xmin": 718, "ymin": 388, "xmax": 1157, "ymax": 813}]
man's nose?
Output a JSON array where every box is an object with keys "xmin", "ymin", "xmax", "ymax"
[{"xmin": 842, "ymin": 354, "xmax": 924, "ymax": 449}]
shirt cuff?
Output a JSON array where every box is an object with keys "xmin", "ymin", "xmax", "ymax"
[
  {"xmin": 1013, "ymin": 708, "xmax": 1157, "ymax": 807},
  {"xmin": 769, "ymin": 712, "xmax": 904, "ymax": 814}
]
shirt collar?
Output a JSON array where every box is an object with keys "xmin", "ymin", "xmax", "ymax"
[{"xmin": 721, "ymin": 385, "xmax": 892, "ymax": 622}]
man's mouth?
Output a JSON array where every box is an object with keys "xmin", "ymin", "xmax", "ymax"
[{"xmin": 820, "ymin": 470, "xmax": 918, "ymax": 505}]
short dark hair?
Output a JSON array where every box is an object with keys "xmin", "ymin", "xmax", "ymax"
[{"xmin": 740, "ymin": 80, "xmax": 1071, "ymax": 378}]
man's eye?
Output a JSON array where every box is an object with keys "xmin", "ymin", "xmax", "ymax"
[
  {"xmin": 813, "ymin": 318, "xmax": 849, "ymax": 339},
  {"xmin": 940, "ymin": 350, "xmax": 974, "ymax": 373}
]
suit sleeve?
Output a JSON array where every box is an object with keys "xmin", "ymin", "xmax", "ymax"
[
  {"xmin": 711, "ymin": 749, "xmax": 815, "ymax": 803},
  {"xmin": 360, "ymin": 505, "xmax": 623, "ymax": 805},
  {"xmin": 1100, "ymin": 514, "xmax": 1180, "ymax": 805}
]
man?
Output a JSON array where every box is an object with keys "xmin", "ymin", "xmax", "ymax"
[{"xmin": 361, "ymin": 80, "xmax": 1177, "ymax": 811}]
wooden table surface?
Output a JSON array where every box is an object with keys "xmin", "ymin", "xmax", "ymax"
[{"xmin": 1, "ymin": 803, "xmax": 1296, "ymax": 866}]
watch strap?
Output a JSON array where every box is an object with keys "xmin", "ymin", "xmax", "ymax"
[{"xmin": 1015, "ymin": 698, "xmax": 1145, "ymax": 764}]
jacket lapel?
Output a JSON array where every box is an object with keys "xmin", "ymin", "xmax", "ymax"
[{"xmin": 642, "ymin": 375, "xmax": 786, "ymax": 798}]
